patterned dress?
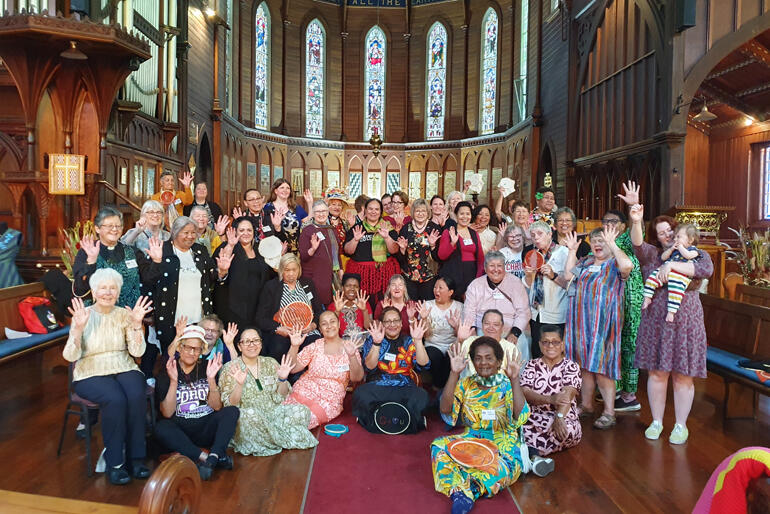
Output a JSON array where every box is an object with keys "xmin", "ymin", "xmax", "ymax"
[
  {"xmin": 283, "ymin": 340, "xmax": 361, "ymax": 428},
  {"xmin": 263, "ymin": 203, "xmax": 308, "ymax": 254},
  {"xmin": 615, "ymin": 231, "xmax": 643, "ymax": 393},
  {"xmin": 431, "ymin": 375, "xmax": 530, "ymax": 500},
  {"xmin": 220, "ymin": 357, "xmax": 318, "ymax": 456},
  {"xmin": 520, "ymin": 358, "xmax": 582, "ymax": 456},
  {"xmin": 565, "ymin": 257, "xmax": 625, "ymax": 379}
]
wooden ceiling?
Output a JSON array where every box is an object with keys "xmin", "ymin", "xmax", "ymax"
[{"xmin": 689, "ymin": 29, "xmax": 770, "ymax": 134}]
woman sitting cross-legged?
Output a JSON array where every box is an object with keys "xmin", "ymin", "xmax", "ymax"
[
  {"xmin": 352, "ymin": 308, "xmax": 431, "ymax": 434},
  {"xmin": 219, "ymin": 328, "xmax": 318, "ymax": 456},
  {"xmin": 283, "ymin": 311, "xmax": 365, "ymax": 428},
  {"xmin": 63, "ymin": 269, "xmax": 153, "ymax": 485},
  {"xmin": 431, "ymin": 338, "xmax": 530, "ymax": 514},
  {"xmin": 520, "ymin": 324, "xmax": 582, "ymax": 459},
  {"xmin": 154, "ymin": 325, "xmax": 239, "ymax": 481}
]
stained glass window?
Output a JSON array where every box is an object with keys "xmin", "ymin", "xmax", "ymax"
[
  {"xmin": 305, "ymin": 20, "xmax": 325, "ymax": 138},
  {"xmin": 480, "ymin": 9, "xmax": 498, "ymax": 135},
  {"xmin": 364, "ymin": 26, "xmax": 386, "ymax": 141},
  {"xmin": 426, "ymin": 22, "xmax": 447, "ymax": 140},
  {"xmin": 762, "ymin": 146, "xmax": 770, "ymax": 220},
  {"xmin": 255, "ymin": 3, "xmax": 270, "ymax": 130},
  {"xmin": 518, "ymin": 0, "xmax": 529, "ymax": 122}
]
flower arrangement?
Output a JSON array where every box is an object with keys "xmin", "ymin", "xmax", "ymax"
[
  {"xmin": 58, "ymin": 221, "xmax": 95, "ymax": 279},
  {"xmin": 728, "ymin": 227, "xmax": 770, "ymax": 287}
]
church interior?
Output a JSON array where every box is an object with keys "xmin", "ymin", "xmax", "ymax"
[{"xmin": 0, "ymin": 0, "xmax": 770, "ymax": 512}]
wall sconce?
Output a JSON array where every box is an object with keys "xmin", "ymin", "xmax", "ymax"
[{"xmin": 60, "ymin": 41, "xmax": 87, "ymax": 60}]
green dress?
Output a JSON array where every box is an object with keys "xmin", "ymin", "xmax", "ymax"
[
  {"xmin": 431, "ymin": 374, "xmax": 530, "ymax": 501},
  {"xmin": 220, "ymin": 357, "xmax": 318, "ymax": 456},
  {"xmin": 615, "ymin": 230, "xmax": 643, "ymax": 393}
]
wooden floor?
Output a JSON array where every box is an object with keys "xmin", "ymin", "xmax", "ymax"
[{"xmin": 0, "ymin": 347, "xmax": 768, "ymax": 513}]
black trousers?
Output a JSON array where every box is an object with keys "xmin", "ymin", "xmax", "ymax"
[
  {"xmin": 405, "ymin": 276, "xmax": 437, "ymax": 302},
  {"xmin": 529, "ymin": 318, "xmax": 565, "ymax": 359},
  {"xmin": 140, "ymin": 343, "xmax": 158, "ymax": 379},
  {"xmin": 73, "ymin": 370, "xmax": 147, "ymax": 468},
  {"xmin": 154, "ymin": 406, "xmax": 240, "ymax": 462},
  {"xmin": 425, "ymin": 346, "xmax": 451, "ymax": 388}
]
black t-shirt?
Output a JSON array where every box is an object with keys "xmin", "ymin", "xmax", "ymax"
[
  {"xmin": 156, "ymin": 360, "xmax": 214, "ymax": 423},
  {"xmin": 343, "ymin": 221, "xmax": 399, "ymax": 262}
]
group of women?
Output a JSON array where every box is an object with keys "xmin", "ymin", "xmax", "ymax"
[{"xmin": 63, "ymin": 175, "xmax": 711, "ymax": 512}]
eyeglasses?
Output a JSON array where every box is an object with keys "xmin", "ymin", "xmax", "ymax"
[
  {"xmin": 482, "ymin": 320, "xmax": 503, "ymax": 327},
  {"xmin": 240, "ymin": 339, "xmax": 262, "ymax": 346},
  {"xmin": 382, "ymin": 319, "xmax": 402, "ymax": 325},
  {"xmin": 315, "ymin": 210, "xmax": 329, "ymax": 214},
  {"xmin": 391, "ymin": 200, "xmax": 404, "ymax": 205},
  {"xmin": 180, "ymin": 344, "xmax": 203, "ymax": 354},
  {"xmin": 246, "ymin": 196, "xmax": 261, "ymax": 202},
  {"xmin": 540, "ymin": 340, "xmax": 562, "ymax": 347},
  {"xmin": 602, "ymin": 218, "xmax": 621, "ymax": 225},
  {"xmin": 100, "ymin": 224, "xmax": 123, "ymax": 231}
]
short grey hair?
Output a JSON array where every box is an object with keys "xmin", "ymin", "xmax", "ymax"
[
  {"xmin": 529, "ymin": 221, "xmax": 552, "ymax": 235},
  {"xmin": 504, "ymin": 223, "xmax": 524, "ymax": 240},
  {"xmin": 94, "ymin": 206, "xmax": 122, "ymax": 227},
  {"xmin": 189, "ymin": 205, "xmax": 209, "ymax": 217},
  {"xmin": 312, "ymin": 199, "xmax": 328, "ymax": 210},
  {"xmin": 446, "ymin": 191, "xmax": 464, "ymax": 204},
  {"xmin": 555, "ymin": 206, "xmax": 576, "ymax": 226},
  {"xmin": 411, "ymin": 198, "xmax": 430, "ymax": 216},
  {"xmin": 89, "ymin": 267, "xmax": 123, "ymax": 292},
  {"xmin": 140, "ymin": 200, "xmax": 163, "ymax": 217},
  {"xmin": 170, "ymin": 216, "xmax": 196, "ymax": 240},
  {"xmin": 484, "ymin": 250, "xmax": 506, "ymax": 268}
]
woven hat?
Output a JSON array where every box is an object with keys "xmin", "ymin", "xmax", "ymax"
[
  {"xmin": 324, "ymin": 187, "xmax": 348, "ymax": 205},
  {"xmin": 179, "ymin": 325, "xmax": 208, "ymax": 351},
  {"xmin": 258, "ymin": 235, "xmax": 283, "ymax": 270}
]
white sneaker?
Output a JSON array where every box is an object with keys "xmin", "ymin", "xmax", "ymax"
[
  {"xmin": 644, "ymin": 420, "xmax": 664, "ymax": 440},
  {"xmin": 95, "ymin": 448, "xmax": 107, "ymax": 473},
  {"xmin": 669, "ymin": 424, "xmax": 689, "ymax": 445},
  {"xmin": 146, "ymin": 377, "xmax": 156, "ymax": 388},
  {"xmin": 531, "ymin": 456, "xmax": 555, "ymax": 477}
]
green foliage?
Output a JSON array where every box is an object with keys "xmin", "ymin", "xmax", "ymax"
[{"xmin": 58, "ymin": 221, "xmax": 95, "ymax": 279}]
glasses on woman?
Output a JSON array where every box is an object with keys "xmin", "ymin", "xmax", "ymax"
[
  {"xmin": 100, "ymin": 224, "xmax": 123, "ymax": 231},
  {"xmin": 180, "ymin": 344, "xmax": 203, "ymax": 354},
  {"xmin": 602, "ymin": 218, "xmax": 621, "ymax": 225},
  {"xmin": 540, "ymin": 339, "xmax": 562, "ymax": 347},
  {"xmin": 241, "ymin": 338, "xmax": 262, "ymax": 347},
  {"xmin": 382, "ymin": 318, "xmax": 401, "ymax": 326}
]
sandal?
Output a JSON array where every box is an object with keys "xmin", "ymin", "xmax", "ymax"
[
  {"xmin": 577, "ymin": 407, "xmax": 595, "ymax": 419},
  {"xmin": 593, "ymin": 414, "xmax": 616, "ymax": 430}
]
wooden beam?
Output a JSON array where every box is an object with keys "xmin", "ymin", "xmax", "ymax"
[
  {"xmin": 740, "ymin": 40, "xmax": 770, "ymax": 70},
  {"xmin": 699, "ymin": 82, "xmax": 767, "ymax": 122}
]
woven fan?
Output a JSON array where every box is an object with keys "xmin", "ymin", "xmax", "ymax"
[
  {"xmin": 524, "ymin": 249, "xmax": 545, "ymax": 270},
  {"xmin": 447, "ymin": 438, "xmax": 499, "ymax": 474},
  {"xmin": 273, "ymin": 301, "xmax": 313, "ymax": 331}
]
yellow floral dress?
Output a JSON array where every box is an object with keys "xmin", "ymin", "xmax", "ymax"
[{"xmin": 431, "ymin": 374, "xmax": 530, "ymax": 500}]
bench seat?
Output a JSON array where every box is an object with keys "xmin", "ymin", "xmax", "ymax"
[
  {"xmin": 0, "ymin": 326, "xmax": 69, "ymax": 362},
  {"xmin": 707, "ymin": 347, "xmax": 770, "ymax": 387}
]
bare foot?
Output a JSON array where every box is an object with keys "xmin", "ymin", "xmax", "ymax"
[
  {"xmin": 642, "ymin": 297, "xmax": 652, "ymax": 310},
  {"xmin": 666, "ymin": 312, "xmax": 675, "ymax": 323}
]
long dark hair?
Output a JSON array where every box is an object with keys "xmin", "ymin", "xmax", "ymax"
[{"xmin": 268, "ymin": 178, "xmax": 296, "ymax": 209}]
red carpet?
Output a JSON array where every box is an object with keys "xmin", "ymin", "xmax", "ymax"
[{"xmin": 303, "ymin": 399, "xmax": 521, "ymax": 514}]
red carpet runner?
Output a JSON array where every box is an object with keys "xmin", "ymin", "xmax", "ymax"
[{"xmin": 303, "ymin": 404, "xmax": 521, "ymax": 514}]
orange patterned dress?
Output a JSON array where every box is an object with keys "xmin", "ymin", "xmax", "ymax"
[{"xmin": 283, "ymin": 340, "xmax": 361, "ymax": 428}]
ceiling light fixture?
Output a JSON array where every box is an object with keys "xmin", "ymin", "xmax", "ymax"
[
  {"xmin": 60, "ymin": 41, "xmax": 87, "ymax": 60},
  {"xmin": 691, "ymin": 101, "xmax": 717, "ymax": 123}
]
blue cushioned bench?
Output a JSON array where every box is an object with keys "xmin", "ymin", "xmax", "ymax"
[
  {"xmin": 701, "ymin": 293, "xmax": 770, "ymax": 421},
  {"xmin": 0, "ymin": 282, "xmax": 70, "ymax": 365}
]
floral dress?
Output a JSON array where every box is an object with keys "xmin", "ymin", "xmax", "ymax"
[
  {"xmin": 220, "ymin": 357, "xmax": 318, "ymax": 456},
  {"xmin": 283, "ymin": 340, "xmax": 361, "ymax": 428},
  {"xmin": 431, "ymin": 375, "xmax": 530, "ymax": 501},
  {"xmin": 519, "ymin": 358, "xmax": 582, "ymax": 456},
  {"xmin": 398, "ymin": 221, "xmax": 440, "ymax": 283},
  {"xmin": 263, "ymin": 202, "xmax": 308, "ymax": 254}
]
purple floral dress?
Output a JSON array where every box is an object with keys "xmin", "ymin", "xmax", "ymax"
[{"xmin": 633, "ymin": 242, "xmax": 713, "ymax": 378}]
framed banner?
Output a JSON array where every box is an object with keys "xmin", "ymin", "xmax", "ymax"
[
  {"xmin": 260, "ymin": 164, "xmax": 271, "ymax": 194},
  {"xmin": 408, "ymin": 172, "xmax": 421, "ymax": 201},
  {"xmin": 366, "ymin": 171, "xmax": 382, "ymax": 198},
  {"xmin": 386, "ymin": 172, "xmax": 400, "ymax": 195},
  {"xmin": 348, "ymin": 172, "xmax": 362, "ymax": 198},
  {"xmin": 247, "ymin": 162, "xmax": 257, "ymax": 189},
  {"xmin": 426, "ymin": 171, "xmax": 439, "ymax": 199},
  {"xmin": 291, "ymin": 168, "xmax": 304, "ymax": 195},
  {"xmin": 327, "ymin": 170, "xmax": 340, "ymax": 189},
  {"xmin": 309, "ymin": 169, "xmax": 323, "ymax": 198},
  {"xmin": 48, "ymin": 154, "xmax": 85, "ymax": 195}
]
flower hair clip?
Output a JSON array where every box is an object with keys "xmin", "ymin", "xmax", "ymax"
[{"xmin": 535, "ymin": 192, "xmax": 544, "ymax": 200}]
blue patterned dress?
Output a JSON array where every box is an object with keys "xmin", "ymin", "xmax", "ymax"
[
  {"xmin": 0, "ymin": 228, "xmax": 23, "ymax": 288},
  {"xmin": 565, "ymin": 257, "xmax": 625, "ymax": 379}
]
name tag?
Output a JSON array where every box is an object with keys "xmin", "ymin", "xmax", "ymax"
[
  {"xmin": 463, "ymin": 238, "xmax": 473, "ymax": 245},
  {"xmin": 306, "ymin": 292, "xmax": 314, "ymax": 300},
  {"xmin": 125, "ymin": 259, "xmax": 138, "ymax": 269},
  {"xmin": 384, "ymin": 353, "xmax": 396, "ymax": 362},
  {"xmin": 261, "ymin": 376, "xmax": 275, "ymax": 386},
  {"xmin": 482, "ymin": 409, "xmax": 497, "ymax": 421},
  {"xmin": 316, "ymin": 232, "xmax": 326, "ymax": 241},
  {"xmin": 174, "ymin": 198, "xmax": 182, "ymax": 205},
  {"xmin": 492, "ymin": 290, "xmax": 505, "ymax": 300},
  {"xmin": 587, "ymin": 265, "xmax": 602, "ymax": 273},
  {"xmin": 337, "ymin": 363, "xmax": 350, "ymax": 373}
]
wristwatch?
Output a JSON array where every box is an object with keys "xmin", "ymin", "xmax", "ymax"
[{"xmin": 556, "ymin": 412, "xmax": 564, "ymax": 419}]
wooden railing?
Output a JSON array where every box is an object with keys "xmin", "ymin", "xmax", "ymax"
[{"xmin": 97, "ymin": 180, "xmax": 141, "ymax": 212}]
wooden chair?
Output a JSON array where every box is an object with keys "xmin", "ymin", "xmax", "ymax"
[
  {"xmin": 723, "ymin": 272, "xmax": 744, "ymax": 300},
  {"xmin": 56, "ymin": 363, "xmax": 100, "ymax": 477}
]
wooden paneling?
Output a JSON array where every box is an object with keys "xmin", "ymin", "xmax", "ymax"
[{"xmin": 684, "ymin": 125, "xmax": 710, "ymax": 205}]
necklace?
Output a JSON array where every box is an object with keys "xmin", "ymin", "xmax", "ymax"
[{"xmin": 244, "ymin": 358, "xmax": 263, "ymax": 391}]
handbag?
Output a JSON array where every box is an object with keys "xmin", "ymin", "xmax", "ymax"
[{"xmin": 18, "ymin": 296, "xmax": 61, "ymax": 334}]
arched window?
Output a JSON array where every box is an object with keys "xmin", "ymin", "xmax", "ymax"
[
  {"xmin": 254, "ymin": 3, "xmax": 270, "ymax": 130},
  {"xmin": 480, "ymin": 8, "xmax": 498, "ymax": 135},
  {"xmin": 364, "ymin": 26, "xmax": 386, "ymax": 141},
  {"xmin": 517, "ymin": 0, "xmax": 529, "ymax": 121},
  {"xmin": 426, "ymin": 22, "xmax": 447, "ymax": 140},
  {"xmin": 305, "ymin": 19, "xmax": 325, "ymax": 138}
]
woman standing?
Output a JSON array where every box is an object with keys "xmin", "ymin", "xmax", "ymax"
[
  {"xmin": 219, "ymin": 328, "xmax": 318, "ymax": 456},
  {"xmin": 619, "ymin": 181, "xmax": 712, "ymax": 444},
  {"xmin": 396, "ymin": 198, "xmax": 441, "ymax": 301},
  {"xmin": 299, "ymin": 200, "xmax": 341, "ymax": 306},
  {"xmin": 343, "ymin": 198, "xmax": 401, "ymax": 302},
  {"xmin": 431, "ymin": 338, "xmax": 529, "ymax": 513},
  {"xmin": 437, "ymin": 201, "xmax": 484, "ymax": 300},
  {"xmin": 421, "ymin": 276, "xmax": 463, "ymax": 389},
  {"xmin": 262, "ymin": 178, "xmax": 312, "ymax": 254},
  {"xmin": 384, "ymin": 190, "xmax": 412, "ymax": 232},
  {"xmin": 563, "ymin": 226, "xmax": 633, "ymax": 429},
  {"xmin": 511, "ymin": 201, "xmax": 533, "ymax": 246},
  {"xmin": 284, "ymin": 312, "xmax": 365, "ymax": 428},
  {"xmin": 189, "ymin": 205, "xmax": 227, "ymax": 256},
  {"xmin": 531, "ymin": 187, "xmax": 557, "ymax": 229},
  {"xmin": 121, "ymin": 200, "xmax": 171, "ymax": 253},
  {"xmin": 553, "ymin": 206, "xmax": 590, "ymax": 259},
  {"xmin": 430, "ymin": 195, "xmax": 450, "ymax": 230},
  {"xmin": 324, "ymin": 187, "xmax": 350, "ymax": 266},
  {"xmin": 471, "ymin": 204, "xmax": 498, "ymax": 254},
  {"xmin": 213, "ymin": 217, "xmax": 276, "ymax": 329},
  {"xmin": 63, "ymin": 270, "xmax": 153, "ymax": 485}
]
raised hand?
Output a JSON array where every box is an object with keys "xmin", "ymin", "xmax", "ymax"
[
  {"xmin": 427, "ymin": 229, "xmax": 440, "ymax": 247},
  {"xmin": 448, "ymin": 342, "xmax": 468, "ymax": 374},
  {"xmin": 280, "ymin": 241, "xmax": 289, "ymax": 255},
  {"xmin": 232, "ymin": 206, "xmax": 245, "ymax": 219},
  {"xmin": 396, "ymin": 236, "xmax": 408, "ymax": 254},
  {"xmin": 629, "ymin": 203, "xmax": 644, "ymax": 224},
  {"xmin": 288, "ymin": 325, "xmax": 306, "ymax": 347},
  {"xmin": 540, "ymin": 263, "xmax": 554, "ymax": 279},
  {"xmin": 563, "ymin": 231, "xmax": 581, "ymax": 252},
  {"xmin": 126, "ymin": 296, "xmax": 153, "ymax": 329},
  {"xmin": 410, "ymin": 318, "xmax": 427, "ymax": 341},
  {"xmin": 68, "ymin": 297, "xmax": 90, "ymax": 331},
  {"xmin": 146, "ymin": 236, "xmax": 163, "ymax": 263},
  {"xmin": 377, "ymin": 226, "xmax": 390, "ymax": 240},
  {"xmin": 418, "ymin": 300, "xmax": 430, "ymax": 320},
  {"xmin": 222, "ymin": 322, "xmax": 239, "ymax": 346},
  {"xmin": 449, "ymin": 226, "xmax": 459, "ymax": 246},
  {"xmin": 369, "ymin": 320, "xmax": 385, "ymax": 345},
  {"xmin": 271, "ymin": 209, "xmax": 286, "ymax": 230},
  {"xmin": 214, "ymin": 215, "xmax": 230, "ymax": 236},
  {"xmin": 343, "ymin": 335, "xmax": 364, "ymax": 356},
  {"xmin": 310, "ymin": 233, "xmax": 321, "ymax": 252},
  {"xmin": 333, "ymin": 289, "xmax": 345, "ymax": 312},
  {"xmin": 225, "ymin": 226, "xmax": 237, "ymax": 247},
  {"xmin": 352, "ymin": 225, "xmax": 365, "ymax": 242},
  {"xmin": 601, "ymin": 223, "xmax": 619, "ymax": 244},
  {"xmin": 229, "ymin": 364, "xmax": 248, "ymax": 386},
  {"xmin": 498, "ymin": 221, "xmax": 508, "ymax": 235},
  {"xmin": 303, "ymin": 189, "xmax": 314, "ymax": 208},
  {"xmin": 80, "ymin": 235, "xmax": 100, "ymax": 264},
  {"xmin": 179, "ymin": 171, "xmax": 193, "ymax": 189},
  {"xmin": 392, "ymin": 211, "xmax": 405, "ymax": 227},
  {"xmin": 216, "ymin": 247, "xmax": 234, "ymax": 274},
  {"xmin": 355, "ymin": 290, "xmax": 369, "ymax": 311},
  {"xmin": 174, "ymin": 315, "xmax": 189, "ymax": 338},
  {"xmin": 446, "ymin": 309, "xmax": 461, "ymax": 331},
  {"xmin": 277, "ymin": 353, "xmax": 295, "ymax": 380},
  {"xmin": 165, "ymin": 357, "xmax": 179, "ymax": 382},
  {"xmin": 135, "ymin": 216, "xmax": 147, "ymax": 231},
  {"xmin": 457, "ymin": 318, "xmax": 475, "ymax": 342},
  {"xmin": 617, "ymin": 180, "xmax": 640, "ymax": 206},
  {"xmin": 405, "ymin": 301, "xmax": 418, "ymax": 320},
  {"xmin": 504, "ymin": 350, "xmax": 522, "ymax": 381},
  {"xmin": 206, "ymin": 352, "xmax": 223, "ymax": 380}
]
